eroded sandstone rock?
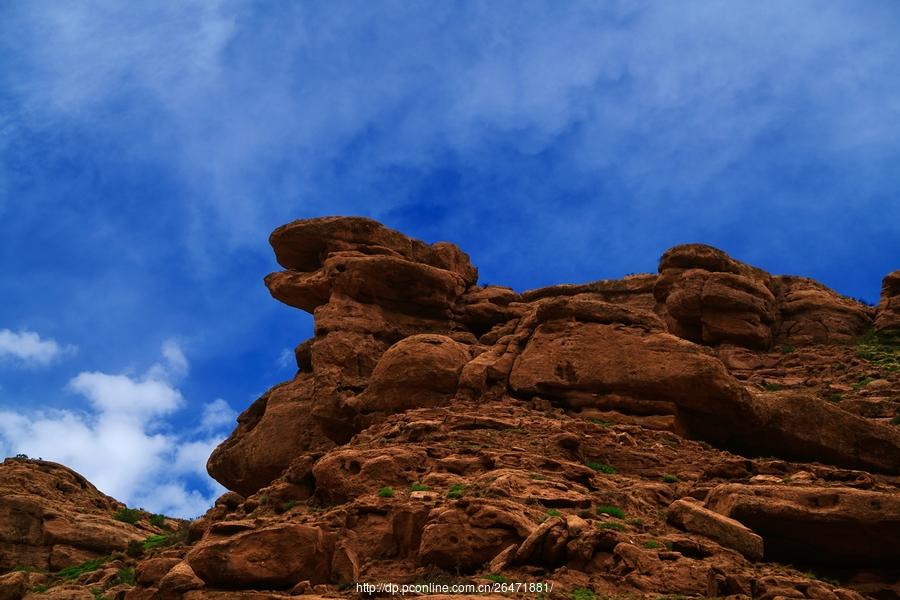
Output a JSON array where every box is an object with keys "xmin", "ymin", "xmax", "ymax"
[
  {"xmin": 875, "ymin": 270, "xmax": 900, "ymax": 332},
  {"xmin": 0, "ymin": 459, "xmax": 149, "ymax": 573}
]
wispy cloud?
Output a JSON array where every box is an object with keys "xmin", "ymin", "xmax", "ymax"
[{"xmin": 0, "ymin": 329, "xmax": 76, "ymax": 367}]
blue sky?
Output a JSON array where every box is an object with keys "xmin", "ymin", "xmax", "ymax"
[{"xmin": 1, "ymin": 1, "xmax": 899, "ymax": 517}]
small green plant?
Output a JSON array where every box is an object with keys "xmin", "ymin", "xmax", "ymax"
[
  {"xmin": 281, "ymin": 500, "xmax": 297, "ymax": 512},
  {"xmin": 781, "ymin": 344, "xmax": 796, "ymax": 354},
  {"xmin": 827, "ymin": 393, "xmax": 843, "ymax": 403},
  {"xmin": 378, "ymin": 486, "xmax": 395, "ymax": 498},
  {"xmin": 662, "ymin": 474, "xmax": 680, "ymax": 483},
  {"xmin": 596, "ymin": 521, "xmax": 625, "ymax": 531},
  {"xmin": 571, "ymin": 589, "xmax": 597, "ymax": 600},
  {"xmin": 891, "ymin": 415, "xmax": 900, "ymax": 425},
  {"xmin": 142, "ymin": 534, "xmax": 171, "ymax": 551},
  {"xmin": 856, "ymin": 329, "xmax": 900, "ymax": 372},
  {"xmin": 852, "ymin": 377, "xmax": 873, "ymax": 391},
  {"xmin": 90, "ymin": 589, "xmax": 106, "ymax": 600},
  {"xmin": 763, "ymin": 383, "xmax": 782, "ymax": 392},
  {"xmin": 484, "ymin": 574, "xmax": 508, "ymax": 583},
  {"xmin": 627, "ymin": 517, "xmax": 644, "ymax": 528},
  {"xmin": 596, "ymin": 505, "xmax": 624, "ymax": 519},
  {"xmin": 30, "ymin": 585, "xmax": 50, "ymax": 593},
  {"xmin": 586, "ymin": 461, "xmax": 616, "ymax": 474},
  {"xmin": 589, "ymin": 418, "xmax": 613, "ymax": 427},
  {"xmin": 117, "ymin": 566, "xmax": 135, "ymax": 585},
  {"xmin": 448, "ymin": 483, "xmax": 465, "ymax": 499},
  {"xmin": 113, "ymin": 507, "xmax": 142, "ymax": 525},
  {"xmin": 57, "ymin": 557, "xmax": 107, "ymax": 580},
  {"xmin": 410, "ymin": 482, "xmax": 430, "ymax": 492},
  {"xmin": 148, "ymin": 514, "xmax": 167, "ymax": 528},
  {"xmin": 258, "ymin": 494, "xmax": 269, "ymax": 505},
  {"xmin": 546, "ymin": 508, "xmax": 562, "ymax": 517},
  {"xmin": 644, "ymin": 540, "xmax": 661, "ymax": 549}
]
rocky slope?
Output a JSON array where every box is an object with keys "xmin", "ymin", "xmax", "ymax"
[{"xmin": 2, "ymin": 216, "xmax": 898, "ymax": 600}]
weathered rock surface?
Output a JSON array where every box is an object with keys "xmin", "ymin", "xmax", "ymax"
[
  {"xmin": 876, "ymin": 270, "xmax": 900, "ymax": 332},
  {"xmin": 667, "ymin": 497, "xmax": 763, "ymax": 560},
  {"xmin": 775, "ymin": 276, "xmax": 873, "ymax": 345},
  {"xmin": 186, "ymin": 524, "xmax": 332, "ymax": 588},
  {"xmin": 0, "ymin": 459, "xmax": 151, "ymax": 573},
  {"xmin": 706, "ymin": 484, "xmax": 900, "ymax": 567}
]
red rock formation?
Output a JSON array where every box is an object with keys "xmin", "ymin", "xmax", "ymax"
[
  {"xmin": 876, "ymin": 270, "xmax": 900, "ymax": 333},
  {"xmin": 4, "ymin": 217, "xmax": 899, "ymax": 600},
  {"xmin": 0, "ymin": 459, "xmax": 155, "ymax": 573}
]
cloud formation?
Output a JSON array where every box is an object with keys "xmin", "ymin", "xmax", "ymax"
[
  {"xmin": 0, "ymin": 329, "xmax": 76, "ymax": 367},
  {"xmin": 0, "ymin": 341, "xmax": 231, "ymax": 518}
]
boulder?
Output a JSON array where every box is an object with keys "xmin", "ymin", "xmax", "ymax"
[
  {"xmin": 775, "ymin": 276, "xmax": 872, "ymax": 345},
  {"xmin": 418, "ymin": 501, "xmax": 533, "ymax": 573},
  {"xmin": 705, "ymin": 484, "xmax": 900, "ymax": 567},
  {"xmin": 355, "ymin": 334, "xmax": 471, "ymax": 416},
  {"xmin": 207, "ymin": 375, "xmax": 334, "ymax": 497},
  {"xmin": 655, "ymin": 245, "xmax": 776, "ymax": 349},
  {"xmin": 186, "ymin": 524, "xmax": 333, "ymax": 588},
  {"xmin": 667, "ymin": 497, "xmax": 763, "ymax": 560},
  {"xmin": 875, "ymin": 270, "xmax": 900, "ymax": 332}
]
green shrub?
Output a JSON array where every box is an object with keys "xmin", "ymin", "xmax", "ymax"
[
  {"xmin": 856, "ymin": 329, "xmax": 900, "ymax": 372},
  {"xmin": 571, "ymin": 589, "xmax": 597, "ymax": 600},
  {"xmin": 781, "ymin": 344, "xmax": 796, "ymax": 354},
  {"xmin": 142, "ymin": 534, "xmax": 171, "ymax": 551},
  {"xmin": 113, "ymin": 507, "xmax": 142, "ymax": 525},
  {"xmin": 281, "ymin": 500, "xmax": 297, "ymax": 512},
  {"xmin": 148, "ymin": 514, "xmax": 167, "ymax": 528},
  {"xmin": 643, "ymin": 540, "xmax": 661, "ymax": 549},
  {"xmin": 763, "ymin": 383, "xmax": 781, "ymax": 392},
  {"xmin": 596, "ymin": 505, "xmax": 624, "ymax": 518},
  {"xmin": 827, "ymin": 393, "xmax": 843, "ymax": 403},
  {"xmin": 57, "ymin": 557, "xmax": 107, "ymax": 580},
  {"xmin": 891, "ymin": 415, "xmax": 900, "ymax": 425},
  {"xmin": 448, "ymin": 483, "xmax": 465, "ymax": 499},
  {"xmin": 117, "ymin": 566, "xmax": 135, "ymax": 585},
  {"xmin": 546, "ymin": 509, "xmax": 562, "ymax": 517},
  {"xmin": 589, "ymin": 418, "xmax": 613, "ymax": 427},
  {"xmin": 586, "ymin": 461, "xmax": 616, "ymax": 474},
  {"xmin": 377, "ymin": 487, "xmax": 395, "ymax": 498},
  {"xmin": 484, "ymin": 574, "xmax": 508, "ymax": 583},
  {"xmin": 258, "ymin": 494, "xmax": 269, "ymax": 505},
  {"xmin": 596, "ymin": 521, "xmax": 625, "ymax": 531},
  {"xmin": 852, "ymin": 377, "xmax": 873, "ymax": 391},
  {"xmin": 410, "ymin": 482, "xmax": 430, "ymax": 492},
  {"xmin": 662, "ymin": 474, "xmax": 680, "ymax": 483}
]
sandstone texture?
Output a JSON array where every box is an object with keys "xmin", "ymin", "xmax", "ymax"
[{"xmin": 3, "ymin": 216, "xmax": 899, "ymax": 600}]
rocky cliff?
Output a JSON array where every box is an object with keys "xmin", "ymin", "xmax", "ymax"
[{"xmin": 2, "ymin": 216, "xmax": 899, "ymax": 600}]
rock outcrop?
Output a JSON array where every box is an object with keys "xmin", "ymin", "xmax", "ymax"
[
  {"xmin": 0, "ymin": 459, "xmax": 161, "ymax": 573},
  {"xmin": 4, "ymin": 216, "xmax": 899, "ymax": 600},
  {"xmin": 876, "ymin": 270, "xmax": 900, "ymax": 333}
]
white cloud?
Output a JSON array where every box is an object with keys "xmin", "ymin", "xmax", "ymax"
[
  {"xmin": 0, "ymin": 342, "xmax": 233, "ymax": 518},
  {"xmin": 67, "ymin": 372, "xmax": 182, "ymax": 419},
  {"xmin": 198, "ymin": 398, "xmax": 235, "ymax": 433},
  {"xmin": 277, "ymin": 347, "xmax": 294, "ymax": 370},
  {"xmin": 0, "ymin": 329, "xmax": 76, "ymax": 367}
]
